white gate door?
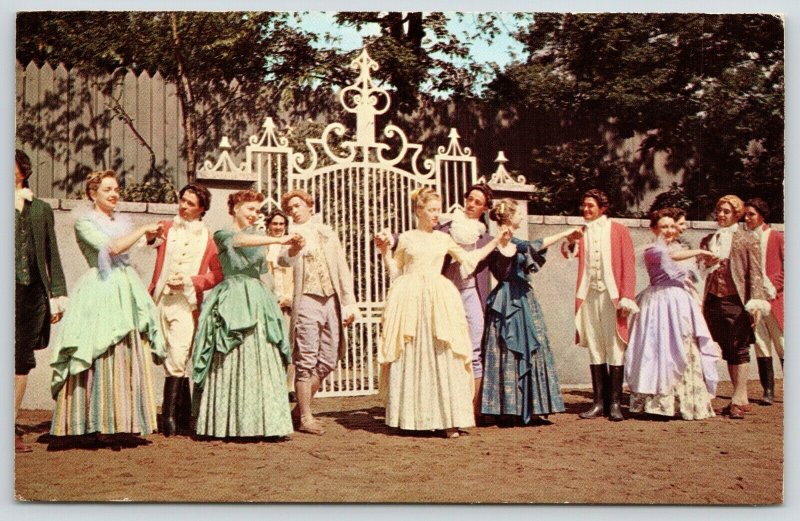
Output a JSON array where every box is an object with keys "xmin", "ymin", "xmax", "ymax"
[{"xmin": 199, "ymin": 49, "xmax": 477, "ymax": 396}]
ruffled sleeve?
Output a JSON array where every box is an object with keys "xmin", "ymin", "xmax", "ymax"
[
  {"xmin": 385, "ymin": 233, "xmax": 407, "ymax": 281},
  {"xmin": 523, "ymin": 238, "xmax": 547, "ymax": 274},
  {"xmin": 215, "ymin": 229, "xmax": 264, "ymax": 272},
  {"xmin": 445, "ymin": 234, "xmax": 480, "ymax": 278}
]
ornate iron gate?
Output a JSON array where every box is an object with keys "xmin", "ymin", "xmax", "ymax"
[{"xmin": 199, "ymin": 49, "xmax": 477, "ymax": 396}]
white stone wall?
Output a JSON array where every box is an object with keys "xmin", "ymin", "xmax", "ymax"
[{"xmin": 20, "ymin": 201, "xmax": 784, "ymax": 410}]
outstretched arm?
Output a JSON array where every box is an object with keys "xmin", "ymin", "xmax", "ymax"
[
  {"xmin": 671, "ymin": 248, "xmax": 718, "ymax": 263},
  {"xmin": 540, "ymin": 226, "xmax": 583, "ymax": 250},
  {"xmin": 234, "ymin": 232, "xmax": 300, "ymax": 248}
]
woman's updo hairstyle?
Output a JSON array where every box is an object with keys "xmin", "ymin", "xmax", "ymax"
[
  {"xmin": 227, "ymin": 189, "xmax": 265, "ymax": 216},
  {"xmin": 85, "ymin": 170, "xmax": 118, "ymax": 201},
  {"xmin": 410, "ymin": 186, "xmax": 441, "ymax": 210},
  {"xmin": 648, "ymin": 207, "xmax": 675, "ymax": 229},
  {"xmin": 488, "ymin": 198, "xmax": 518, "ymax": 226}
]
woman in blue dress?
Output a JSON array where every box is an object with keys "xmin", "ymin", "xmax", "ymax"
[{"xmin": 481, "ymin": 198, "xmax": 581, "ymax": 425}]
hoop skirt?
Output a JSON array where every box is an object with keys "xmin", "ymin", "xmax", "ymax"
[
  {"xmin": 50, "ymin": 211, "xmax": 165, "ymax": 436},
  {"xmin": 480, "ymin": 238, "xmax": 565, "ymax": 423},
  {"xmin": 380, "ymin": 230, "xmax": 479, "ymax": 431},
  {"xmin": 192, "ymin": 229, "xmax": 292, "ymax": 438},
  {"xmin": 625, "ymin": 242, "xmax": 721, "ymax": 420}
]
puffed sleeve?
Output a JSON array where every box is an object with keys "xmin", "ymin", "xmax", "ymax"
[
  {"xmin": 385, "ymin": 233, "xmax": 407, "ymax": 281},
  {"xmin": 445, "ymin": 234, "xmax": 479, "ymax": 279},
  {"xmin": 216, "ymin": 229, "xmax": 265, "ymax": 271},
  {"xmin": 214, "ymin": 229, "xmax": 244, "ymax": 270}
]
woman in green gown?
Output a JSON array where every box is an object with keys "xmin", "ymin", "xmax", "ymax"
[
  {"xmin": 50, "ymin": 170, "xmax": 166, "ymax": 437},
  {"xmin": 192, "ymin": 190, "xmax": 299, "ymax": 438}
]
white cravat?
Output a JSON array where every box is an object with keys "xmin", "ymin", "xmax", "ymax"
[
  {"xmin": 172, "ymin": 214, "xmax": 205, "ymax": 235},
  {"xmin": 446, "ymin": 209, "xmax": 485, "ymax": 246},
  {"xmin": 709, "ymin": 223, "xmax": 739, "ymax": 261},
  {"xmin": 15, "ymin": 188, "xmax": 33, "ymax": 212}
]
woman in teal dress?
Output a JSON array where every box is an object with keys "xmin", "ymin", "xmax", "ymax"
[
  {"xmin": 50, "ymin": 170, "xmax": 166, "ymax": 437},
  {"xmin": 192, "ymin": 190, "xmax": 299, "ymax": 438},
  {"xmin": 481, "ymin": 199, "xmax": 581, "ymax": 425}
]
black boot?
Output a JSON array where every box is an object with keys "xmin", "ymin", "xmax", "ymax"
[
  {"xmin": 757, "ymin": 357, "xmax": 775, "ymax": 406},
  {"xmin": 161, "ymin": 377, "xmax": 181, "ymax": 437},
  {"xmin": 579, "ymin": 365, "xmax": 607, "ymax": 419},
  {"xmin": 176, "ymin": 378, "xmax": 192, "ymax": 433},
  {"xmin": 608, "ymin": 365, "xmax": 625, "ymax": 422}
]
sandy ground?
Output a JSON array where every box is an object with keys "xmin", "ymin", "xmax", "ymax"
[{"xmin": 14, "ymin": 379, "xmax": 782, "ymax": 504}]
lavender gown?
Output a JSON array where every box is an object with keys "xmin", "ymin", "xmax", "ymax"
[{"xmin": 624, "ymin": 240, "xmax": 721, "ymax": 420}]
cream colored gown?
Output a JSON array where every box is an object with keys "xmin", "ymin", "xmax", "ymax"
[{"xmin": 381, "ymin": 229, "xmax": 479, "ymax": 430}]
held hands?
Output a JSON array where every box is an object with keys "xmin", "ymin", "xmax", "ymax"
[
  {"xmin": 698, "ymin": 250, "xmax": 720, "ymax": 266},
  {"xmin": 374, "ymin": 229, "xmax": 392, "ymax": 255},
  {"xmin": 287, "ymin": 233, "xmax": 305, "ymax": 256},
  {"xmin": 282, "ymin": 233, "xmax": 303, "ymax": 246},
  {"xmin": 144, "ymin": 222, "xmax": 165, "ymax": 243},
  {"xmin": 497, "ymin": 225, "xmax": 513, "ymax": 248},
  {"xmin": 565, "ymin": 226, "xmax": 584, "ymax": 244}
]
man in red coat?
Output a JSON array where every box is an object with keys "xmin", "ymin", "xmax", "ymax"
[
  {"xmin": 148, "ymin": 183, "xmax": 223, "ymax": 435},
  {"xmin": 744, "ymin": 198, "xmax": 784, "ymax": 405},
  {"xmin": 561, "ymin": 189, "xmax": 638, "ymax": 421}
]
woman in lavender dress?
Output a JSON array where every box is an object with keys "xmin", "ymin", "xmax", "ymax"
[{"xmin": 625, "ymin": 209, "xmax": 721, "ymax": 420}]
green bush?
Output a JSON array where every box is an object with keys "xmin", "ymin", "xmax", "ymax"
[{"xmin": 120, "ymin": 179, "xmax": 179, "ymax": 203}]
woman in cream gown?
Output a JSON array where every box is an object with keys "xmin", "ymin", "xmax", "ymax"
[{"xmin": 376, "ymin": 188, "xmax": 510, "ymax": 437}]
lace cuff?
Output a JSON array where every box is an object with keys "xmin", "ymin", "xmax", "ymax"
[
  {"xmin": 49, "ymin": 296, "xmax": 69, "ymax": 315},
  {"xmin": 745, "ymin": 299, "xmax": 771, "ymax": 316},
  {"xmin": 618, "ymin": 297, "xmax": 640, "ymax": 315},
  {"xmin": 342, "ymin": 303, "xmax": 360, "ymax": 322}
]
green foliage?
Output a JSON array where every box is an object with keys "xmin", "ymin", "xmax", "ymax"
[
  {"xmin": 120, "ymin": 179, "xmax": 178, "ymax": 204},
  {"xmin": 525, "ymin": 140, "xmax": 630, "ymax": 216},
  {"xmin": 16, "ymin": 12, "xmax": 783, "ymax": 220},
  {"xmin": 488, "ymin": 13, "xmax": 784, "ymax": 220},
  {"xmin": 647, "ymin": 183, "xmax": 694, "ymax": 215},
  {"xmin": 17, "ymin": 12, "xmax": 328, "ymax": 177}
]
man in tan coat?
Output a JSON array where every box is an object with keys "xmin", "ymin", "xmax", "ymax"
[
  {"xmin": 700, "ymin": 195, "xmax": 770, "ymax": 419},
  {"xmin": 279, "ymin": 190, "xmax": 357, "ymax": 435}
]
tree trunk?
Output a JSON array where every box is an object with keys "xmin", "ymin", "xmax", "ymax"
[
  {"xmin": 407, "ymin": 13, "xmax": 424, "ymax": 55},
  {"xmin": 170, "ymin": 13, "xmax": 197, "ymax": 183}
]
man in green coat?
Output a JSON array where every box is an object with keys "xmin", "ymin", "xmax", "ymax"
[{"xmin": 14, "ymin": 149, "xmax": 67, "ymax": 453}]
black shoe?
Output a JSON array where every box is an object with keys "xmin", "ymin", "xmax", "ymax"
[
  {"xmin": 579, "ymin": 365, "xmax": 608, "ymax": 419},
  {"xmin": 161, "ymin": 377, "xmax": 181, "ymax": 437},
  {"xmin": 608, "ymin": 365, "xmax": 625, "ymax": 422}
]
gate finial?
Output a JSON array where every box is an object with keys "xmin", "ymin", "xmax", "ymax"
[{"xmin": 341, "ymin": 48, "xmax": 390, "ymax": 148}]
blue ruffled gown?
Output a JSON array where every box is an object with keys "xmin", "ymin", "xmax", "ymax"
[{"xmin": 480, "ymin": 238, "xmax": 565, "ymax": 424}]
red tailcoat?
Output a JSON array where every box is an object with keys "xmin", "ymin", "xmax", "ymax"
[{"xmin": 148, "ymin": 220, "xmax": 223, "ymax": 316}]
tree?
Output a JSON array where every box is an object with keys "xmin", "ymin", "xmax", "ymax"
[
  {"xmin": 487, "ymin": 13, "xmax": 784, "ymax": 219},
  {"xmin": 17, "ymin": 11, "xmax": 327, "ymax": 183}
]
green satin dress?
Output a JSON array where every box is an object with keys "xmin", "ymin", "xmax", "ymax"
[{"xmin": 192, "ymin": 228, "xmax": 292, "ymax": 438}]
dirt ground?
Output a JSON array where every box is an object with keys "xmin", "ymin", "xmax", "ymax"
[{"xmin": 14, "ymin": 379, "xmax": 783, "ymax": 504}]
